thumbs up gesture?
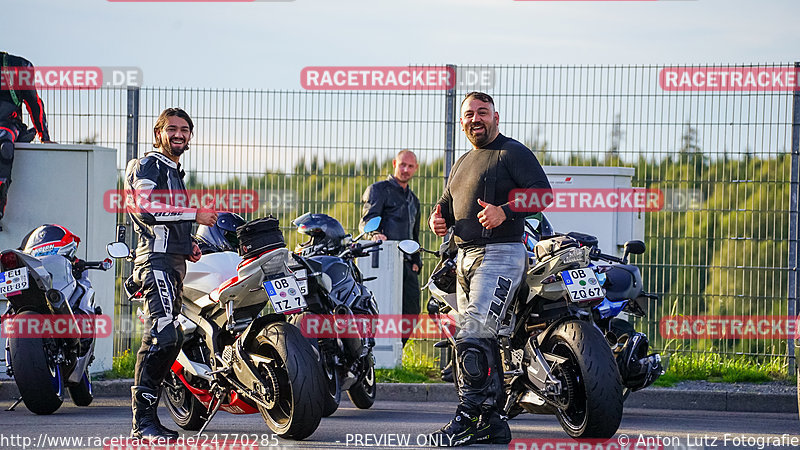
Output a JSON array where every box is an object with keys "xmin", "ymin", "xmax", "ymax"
[
  {"xmin": 477, "ymin": 198, "xmax": 507, "ymax": 230},
  {"xmin": 429, "ymin": 204, "xmax": 448, "ymax": 236}
]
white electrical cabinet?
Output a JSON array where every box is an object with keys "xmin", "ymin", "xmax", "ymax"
[
  {"xmin": 356, "ymin": 240, "xmax": 404, "ymax": 368},
  {"xmin": 0, "ymin": 143, "xmax": 117, "ymax": 376},
  {"xmin": 542, "ymin": 166, "xmax": 644, "ymax": 257}
]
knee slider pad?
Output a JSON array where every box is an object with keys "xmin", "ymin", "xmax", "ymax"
[
  {"xmin": 151, "ymin": 319, "xmax": 183, "ymax": 351},
  {"xmin": 457, "ymin": 343, "xmax": 490, "ymax": 389}
]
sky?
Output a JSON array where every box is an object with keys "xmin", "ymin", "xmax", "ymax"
[{"xmin": 5, "ymin": 0, "xmax": 799, "ymax": 90}]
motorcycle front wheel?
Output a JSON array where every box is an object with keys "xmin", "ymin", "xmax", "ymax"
[
  {"xmin": 542, "ymin": 320, "xmax": 623, "ymax": 439},
  {"xmin": 9, "ymin": 312, "xmax": 64, "ymax": 414},
  {"xmin": 347, "ymin": 352, "xmax": 376, "ymax": 409},
  {"xmin": 251, "ymin": 322, "xmax": 325, "ymax": 440},
  {"xmin": 68, "ymin": 369, "xmax": 93, "ymax": 406}
]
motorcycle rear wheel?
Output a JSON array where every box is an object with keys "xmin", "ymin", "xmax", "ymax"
[
  {"xmin": 347, "ymin": 353, "xmax": 376, "ymax": 409},
  {"xmin": 542, "ymin": 320, "xmax": 623, "ymax": 439},
  {"xmin": 9, "ymin": 312, "xmax": 64, "ymax": 415},
  {"xmin": 251, "ymin": 322, "xmax": 325, "ymax": 440}
]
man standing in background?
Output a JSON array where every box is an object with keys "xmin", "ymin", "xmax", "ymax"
[{"xmin": 360, "ymin": 149, "xmax": 422, "ymax": 347}]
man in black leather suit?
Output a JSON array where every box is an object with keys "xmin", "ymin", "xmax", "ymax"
[
  {"xmin": 360, "ymin": 149, "xmax": 422, "ymax": 346},
  {"xmin": 0, "ymin": 51, "xmax": 54, "ymax": 220},
  {"xmin": 125, "ymin": 108, "xmax": 217, "ymax": 441}
]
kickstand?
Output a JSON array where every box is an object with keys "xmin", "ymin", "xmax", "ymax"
[
  {"xmin": 6, "ymin": 396, "xmax": 22, "ymax": 411},
  {"xmin": 195, "ymin": 390, "xmax": 224, "ymax": 437}
]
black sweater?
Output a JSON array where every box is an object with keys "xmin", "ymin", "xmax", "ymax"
[{"xmin": 434, "ymin": 134, "xmax": 551, "ymax": 247}]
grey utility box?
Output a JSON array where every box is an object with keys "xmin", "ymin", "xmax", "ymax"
[
  {"xmin": 356, "ymin": 240, "xmax": 403, "ymax": 368},
  {"xmin": 0, "ymin": 143, "xmax": 117, "ymax": 375}
]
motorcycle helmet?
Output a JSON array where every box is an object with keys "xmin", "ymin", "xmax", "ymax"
[
  {"xmin": 195, "ymin": 212, "xmax": 246, "ymax": 253},
  {"xmin": 20, "ymin": 224, "xmax": 81, "ymax": 258},
  {"xmin": 292, "ymin": 213, "xmax": 347, "ymax": 256},
  {"xmin": 616, "ymin": 331, "xmax": 664, "ymax": 392}
]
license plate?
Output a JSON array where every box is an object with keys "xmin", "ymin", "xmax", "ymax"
[
  {"xmin": 0, "ymin": 267, "xmax": 29, "ymax": 295},
  {"xmin": 561, "ymin": 268, "xmax": 604, "ymax": 303},
  {"xmin": 293, "ymin": 269, "xmax": 308, "ymax": 296},
  {"xmin": 264, "ymin": 275, "xmax": 307, "ymax": 314}
]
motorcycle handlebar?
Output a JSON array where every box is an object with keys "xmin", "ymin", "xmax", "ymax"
[
  {"xmin": 589, "ymin": 248, "xmax": 624, "ymax": 264},
  {"xmin": 430, "ymin": 259, "xmax": 455, "ymax": 280},
  {"xmin": 341, "ymin": 239, "xmax": 383, "ymax": 258},
  {"xmin": 76, "ymin": 259, "xmax": 113, "ymax": 271}
]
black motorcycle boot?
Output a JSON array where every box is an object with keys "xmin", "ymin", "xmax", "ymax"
[
  {"xmin": 475, "ymin": 405, "xmax": 511, "ymax": 444},
  {"xmin": 131, "ymin": 386, "xmax": 175, "ymax": 442},
  {"xmin": 153, "ymin": 387, "xmax": 179, "ymax": 439},
  {"xmin": 428, "ymin": 405, "xmax": 479, "ymax": 447}
]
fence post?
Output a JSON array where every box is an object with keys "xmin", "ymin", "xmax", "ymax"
[
  {"xmin": 120, "ymin": 86, "xmax": 140, "ymax": 354},
  {"xmin": 444, "ymin": 64, "xmax": 457, "ymax": 183},
  {"xmin": 789, "ymin": 62, "xmax": 800, "ymax": 376},
  {"xmin": 126, "ymin": 87, "xmax": 140, "ymax": 164}
]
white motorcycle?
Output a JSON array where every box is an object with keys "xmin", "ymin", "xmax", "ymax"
[
  {"xmin": 3, "ymin": 224, "xmax": 111, "ymax": 414},
  {"xmin": 109, "ymin": 215, "xmax": 326, "ymax": 440}
]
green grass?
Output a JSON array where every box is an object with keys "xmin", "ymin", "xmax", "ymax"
[
  {"xmin": 102, "ymin": 349, "xmax": 136, "ymax": 379},
  {"xmin": 653, "ymin": 353, "xmax": 787, "ymax": 387},
  {"xmin": 376, "ymin": 340, "xmax": 443, "ymax": 383}
]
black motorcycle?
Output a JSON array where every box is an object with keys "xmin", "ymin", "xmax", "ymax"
[
  {"xmin": 400, "ymin": 213, "xmax": 660, "ymax": 438},
  {"xmin": 288, "ymin": 213, "xmax": 382, "ymax": 417}
]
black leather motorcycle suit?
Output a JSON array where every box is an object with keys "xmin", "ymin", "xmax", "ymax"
[
  {"xmin": 125, "ymin": 151, "xmax": 195, "ymax": 391},
  {"xmin": 0, "ymin": 52, "xmax": 51, "ymax": 218}
]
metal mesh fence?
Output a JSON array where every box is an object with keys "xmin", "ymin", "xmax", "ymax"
[{"xmin": 34, "ymin": 63, "xmax": 799, "ymax": 371}]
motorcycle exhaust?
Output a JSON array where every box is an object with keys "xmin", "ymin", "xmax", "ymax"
[{"xmin": 333, "ymin": 304, "xmax": 365, "ymax": 358}]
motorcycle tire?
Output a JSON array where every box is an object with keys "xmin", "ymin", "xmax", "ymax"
[
  {"xmin": 542, "ymin": 320, "xmax": 623, "ymax": 439},
  {"xmin": 320, "ymin": 353, "xmax": 341, "ymax": 417},
  {"xmin": 164, "ymin": 371, "xmax": 206, "ymax": 431},
  {"xmin": 68, "ymin": 370, "xmax": 93, "ymax": 406},
  {"xmin": 290, "ymin": 313, "xmax": 341, "ymax": 417},
  {"xmin": 251, "ymin": 322, "xmax": 325, "ymax": 440},
  {"xmin": 347, "ymin": 353, "xmax": 376, "ymax": 409},
  {"xmin": 9, "ymin": 312, "xmax": 64, "ymax": 415}
]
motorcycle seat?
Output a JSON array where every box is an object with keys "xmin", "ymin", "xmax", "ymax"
[{"xmin": 603, "ymin": 264, "xmax": 643, "ymax": 301}]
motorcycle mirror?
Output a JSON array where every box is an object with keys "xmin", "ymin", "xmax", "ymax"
[
  {"xmin": 107, "ymin": 242, "xmax": 130, "ymax": 259},
  {"xmin": 621, "ymin": 240, "xmax": 645, "ymax": 264},
  {"xmin": 624, "ymin": 240, "xmax": 646, "ymax": 255},
  {"xmin": 361, "ymin": 216, "xmax": 381, "ymax": 234},
  {"xmin": 398, "ymin": 240, "xmax": 420, "ymax": 255},
  {"xmin": 101, "ymin": 258, "xmax": 114, "ymax": 270}
]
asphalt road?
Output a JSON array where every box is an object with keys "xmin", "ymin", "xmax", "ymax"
[{"xmin": 0, "ymin": 397, "xmax": 797, "ymax": 450}]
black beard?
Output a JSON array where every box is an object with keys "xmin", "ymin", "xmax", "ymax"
[
  {"xmin": 160, "ymin": 135, "xmax": 188, "ymax": 157},
  {"xmin": 167, "ymin": 145, "xmax": 187, "ymax": 158},
  {"xmin": 466, "ymin": 130, "xmax": 492, "ymax": 148}
]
